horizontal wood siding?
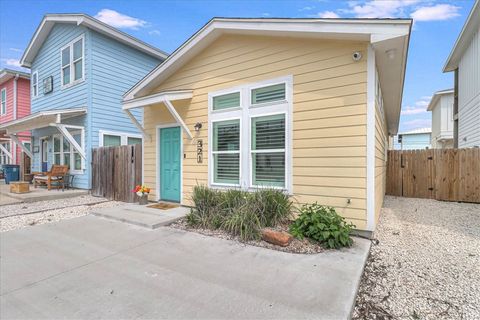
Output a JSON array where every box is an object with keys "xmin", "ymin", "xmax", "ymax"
[
  {"xmin": 458, "ymin": 28, "xmax": 480, "ymax": 147},
  {"xmin": 89, "ymin": 30, "xmax": 162, "ymax": 149},
  {"xmin": 374, "ymin": 100, "xmax": 388, "ymax": 223},
  {"xmin": 144, "ymin": 35, "xmax": 368, "ymax": 229}
]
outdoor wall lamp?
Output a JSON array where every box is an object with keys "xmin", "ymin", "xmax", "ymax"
[{"xmin": 194, "ymin": 122, "xmax": 202, "ymax": 131}]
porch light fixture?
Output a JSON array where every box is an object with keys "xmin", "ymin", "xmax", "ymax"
[{"xmin": 194, "ymin": 122, "xmax": 202, "ymax": 131}]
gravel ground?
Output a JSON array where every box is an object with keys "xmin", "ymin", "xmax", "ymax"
[
  {"xmin": 353, "ymin": 196, "xmax": 480, "ymax": 320},
  {"xmin": 0, "ymin": 196, "xmax": 123, "ymax": 232},
  {"xmin": 170, "ymin": 218, "xmax": 326, "ymax": 254}
]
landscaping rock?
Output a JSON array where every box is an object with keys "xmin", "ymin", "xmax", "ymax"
[{"xmin": 261, "ymin": 228, "xmax": 293, "ymax": 247}]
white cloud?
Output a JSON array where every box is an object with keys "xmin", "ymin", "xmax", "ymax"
[
  {"xmin": 9, "ymin": 48, "xmax": 22, "ymax": 52},
  {"xmin": 411, "ymin": 4, "xmax": 460, "ymax": 21},
  {"xmin": 95, "ymin": 9, "xmax": 147, "ymax": 30},
  {"xmin": 317, "ymin": 11, "xmax": 340, "ymax": 18},
  {"xmin": 262, "ymin": 12, "xmax": 271, "ymax": 17},
  {"xmin": 148, "ymin": 29, "xmax": 161, "ymax": 36},
  {"xmin": 344, "ymin": 0, "xmax": 420, "ymax": 18},
  {"xmin": 401, "ymin": 96, "xmax": 432, "ymax": 115},
  {"xmin": 299, "ymin": 6, "xmax": 315, "ymax": 12},
  {"xmin": 2, "ymin": 58, "xmax": 21, "ymax": 67}
]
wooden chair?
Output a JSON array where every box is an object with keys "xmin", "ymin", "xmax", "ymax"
[{"xmin": 33, "ymin": 165, "xmax": 69, "ymax": 190}]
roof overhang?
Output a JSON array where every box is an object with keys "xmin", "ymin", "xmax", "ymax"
[
  {"xmin": 0, "ymin": 108, "xmax": 86, "ymax": 134},
  {"xmin": 20, "ymin": 14, "xmax": 168, "ymax": 68},
  {"xmin": 0, "ymin": 69, "xmax": 30, "ymax": 85},
  {"xmin": 443, "ymin": 0, "xmax": 479, "ymax": 72},
  {"xmin": 124, "ymin": 18, "xmax": 411, "ymax": 134},
  {"xmin": 427, "ymin": 89, "xmax": 454, "ymax": 111}
]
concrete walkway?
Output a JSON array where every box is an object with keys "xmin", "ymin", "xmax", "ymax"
[
  {"xmin": 0, "ymin": 182, "xmax": 88, "ymax": 205},
  {"xmin": 1, "ymin": 215, "xmax": 370, "ymax": 319},
  {"xmin": 92, "ymin": 203, "xmax": 189, "ymax": 229}
]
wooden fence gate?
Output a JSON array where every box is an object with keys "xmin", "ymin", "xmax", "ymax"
[
  {"xmin": 92, "ymin": 144, "xmax": 142, "ymax": 202},
  {"xmin": 386, "ymin": 148, "xmax": 480, "ymax": 203}
]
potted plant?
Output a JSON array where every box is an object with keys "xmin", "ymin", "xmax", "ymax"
[{"xmin": 132, "ymin": 185, "xmax": 150, "ymax": 205}]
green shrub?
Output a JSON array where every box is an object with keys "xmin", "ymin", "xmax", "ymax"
[
  {"xmin": 186, "ymin": 185, "xmax": 293, "ymax": 241},
  {"xmin": 289, "ymin": 203, "xmax": 355, "ymax": 249}
]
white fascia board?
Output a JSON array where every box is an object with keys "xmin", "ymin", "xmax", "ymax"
[
  {"xmin": 124, "ymin": 18, "xmax": 412, "ymax": 100},
  {"xmin": 123, "ymin": 90, "xmax": 193, "ymax": 110},
  {"xmin": 21, "ymin": 14, "xmax": 167, "ymax": 67}
]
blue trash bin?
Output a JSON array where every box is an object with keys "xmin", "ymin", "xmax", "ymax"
[{"xmin": 3, "ymin": 164, "xmax": 20, "ymax": 184}]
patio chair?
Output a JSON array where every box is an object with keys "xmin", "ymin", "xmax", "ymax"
[{"xmin": 33, "ymin": 165, "xmax": 69, "ymax": 191}]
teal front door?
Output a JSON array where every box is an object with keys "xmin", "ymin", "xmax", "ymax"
[{"xmin": 160, "ymin": 127, "xmax": 181, "ymax": 202}]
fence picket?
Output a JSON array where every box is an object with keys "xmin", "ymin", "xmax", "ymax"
[{"xmin": 386, "ymin": 148, "xmax": 479, "ymax": 203}]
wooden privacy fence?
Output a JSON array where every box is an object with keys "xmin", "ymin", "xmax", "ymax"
[
  {"xmin": 92, "ymin": 144, "xmax": 142, "ymax": 202},
  {"xmin": 387, "ymin": 148, "xmax": 480, "ymax": 203}
]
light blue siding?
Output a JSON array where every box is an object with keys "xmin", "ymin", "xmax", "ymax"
[
  {"xmin": 393, "ymin": 133, "xmax": 432, "ymax": 150},
  {"xmin": 89, "ymin": 30, "xmax": 161, "ymax": 151},
  {"xmin": 29, "ymin": 22, "xmax": 163, "ymax": 189}
]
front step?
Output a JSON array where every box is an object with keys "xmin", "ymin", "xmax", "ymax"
[{"xmin": 91, "ymin": 204, "xmax": 189, "ymax": 229}]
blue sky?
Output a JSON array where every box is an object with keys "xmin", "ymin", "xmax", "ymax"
[{"xmin": 0, "ymin": 0, "xmax": 475, "ymax": 132}]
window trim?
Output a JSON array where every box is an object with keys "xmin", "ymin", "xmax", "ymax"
[
  {"xmin": 209, "ymin": 88, "xmax": 242, "ymax": 114},
  {"xmin": 99, "ymin": 130, "xmax": 143, "ymax": 147},
  {"xmin": 60, "ymin": 34, "xmax": 85, "ymax": 89},
  {"xmin": 52, "ymin": 129, "xmax": 85, "ymax": 174},
  {"xmin": 1, "ymin": 87, "xmax": 7, "ymax": 116},
  {"xmin": 249, "ymin": 111, "xmax": 287, "ymax": 190},
  {"xmin": 0, "ymin": 141, "xmax": 11, "ymax": 164},
  {"xmin": 210, "ymin": 117, "xmax": 242, "ymax": 187},
  {"xmin": 249, "ymin": 80, "xmax": 288, "ymax": 108},
  {"xmin": 207, "ymin": 75, "xmax": 293, "ymax": 193},
  {"xmin": 32, "ymin": 70, "xmax": 39, "ymax": 98}
]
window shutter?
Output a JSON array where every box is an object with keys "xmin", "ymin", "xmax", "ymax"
[
  {"xmin": 251, "ymin": 83, "xmax": 286, "ymax": 105},
  {"xmin": 213, "ymin": 120, "xmax": 240, "ymax": 184},
  {"xmin": 213, "ymin": 92, "xmax": 240, "ymax": 110},
  {"xmin": 251, "ymin": 114, "xmax": 286, "ymax": 187}
]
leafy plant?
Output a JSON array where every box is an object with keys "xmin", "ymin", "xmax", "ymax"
[
  {"xmin": 289, "ymin": 203, "xmax": 355, "ymax": 249},
  {"xmin": 186, "ymin": 185, "xmax": 293, "ymax": 241}
]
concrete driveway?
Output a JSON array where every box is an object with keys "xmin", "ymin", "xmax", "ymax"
[{"xmin": 1, "ymin": 215, "xmax": 370, "ymax": 319}]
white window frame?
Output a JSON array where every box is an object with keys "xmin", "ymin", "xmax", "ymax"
[
  {"xmin": 210, "ymin": 117, "xmax": 242, "ymax": 187},
  {"xmin": 60, "ymin": 34, "xmax": 85, "ymax": 89},
  {"xmin": 208, "ymin": 75, "xmax": 293, "ymax": 193},
  {"xmin": 32, "ymin": 70, "xmax": 39, "ymax": 98},
  {"xmin": 1, "ymin": 87, "xmax": 6, "ymax": 115},
  {"xmin": 52, "ymin": 129, "xmax": 85, "ymax": 174},
  {"xmin": 99, "ymin": 130, "xmax": 143, "ymax": 147}
]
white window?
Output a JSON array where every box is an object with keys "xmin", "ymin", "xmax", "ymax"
[
  {"xmin": 52, "ymin": 130, "xmax": 85, "ymax": 173},
  {"xmin": 1, "ymin": 88, "xmax": 6, "ymax": 115},
  {"xmin": 32, "ymin": 71, "xmax": 38, "ymax": 97},
  {"xmin": 61, "ymin": 35, "xmax": 84, "ymax": 88},
  {"xmin": 208, "ymin": 76, "xmax": 292, "ymax": 192},
  {"xmin": 99, "ymin": 130, "xmax": 143, "ymax": 147},
  {"xmin": 0, "ymin": 142, "xmax": 10, "ymax": 164}
]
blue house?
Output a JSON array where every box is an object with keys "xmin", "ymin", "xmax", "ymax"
[
  {"xmin": 0, "ymin": 14, "xmax": 166, "ymax": 189},
  {"xmin": 393, "ymin": 128, "xmax": 432, "ymax": 150}
]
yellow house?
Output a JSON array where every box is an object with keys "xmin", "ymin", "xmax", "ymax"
[{"xmin": 122, "ymin": 18, "xmax": 412, "ymax": 234}]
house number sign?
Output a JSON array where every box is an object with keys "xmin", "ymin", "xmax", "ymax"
[{"xmin": 197, "ymin": 139, "xmax": 203, "ymax": 163}]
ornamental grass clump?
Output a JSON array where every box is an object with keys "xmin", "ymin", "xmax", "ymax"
[
  {"xmin": 289, "ymin": 203, "xmax": 355, "ymax": 249},
  {"xmin": 186, "ymin": 185, "xmax": 293, "ymax": 241}
]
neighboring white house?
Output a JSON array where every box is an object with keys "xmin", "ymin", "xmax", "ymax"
[
  {"xmin": 443, "ymin": 0, "xmax": 480, "ymax": 148},
  {"xmin": 427, "ymin": 89, "xmax": 454, "ymax": 149},
  {"xmin": 393, "ymin": 128, "xmax": 432, "ymax": 150}
]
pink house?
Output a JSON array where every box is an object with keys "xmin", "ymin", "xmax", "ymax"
[{"xmin": 0, "ymin": 69, "xmax": 31, "ymax": 176}]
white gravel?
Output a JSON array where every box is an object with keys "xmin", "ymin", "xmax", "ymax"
[
  {"xmin": 0, "ymin": 195, "xmax": 123, "ymax": 232},
  {"xmin": 353, "ymin": 196, "xmax": 480, "ymax": 320}
]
